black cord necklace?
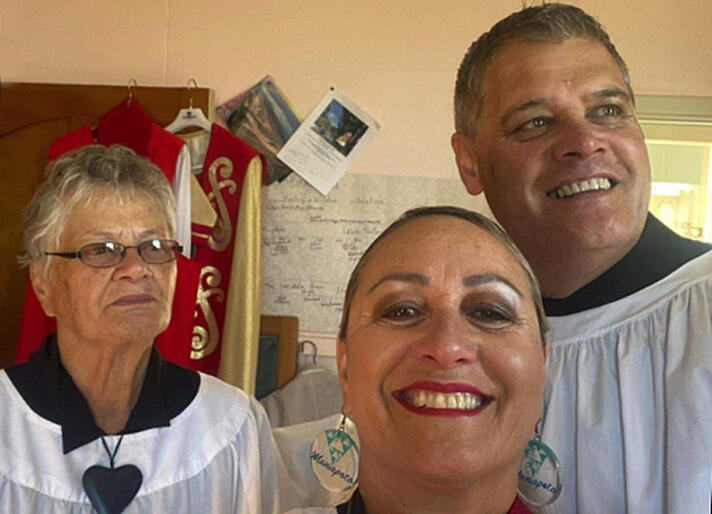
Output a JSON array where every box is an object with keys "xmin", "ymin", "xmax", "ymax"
[
  {"xmin": 101, "ymin": 435, "xmax": 123, "ymax": 468},
  {"xmin": 82, "ymin": 435, "xmax": 143, "ymax": 514}
]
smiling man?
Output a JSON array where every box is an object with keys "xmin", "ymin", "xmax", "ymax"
[{"xmin": 451, "ymin": 4, "xmax": 712, "ymax": 513}]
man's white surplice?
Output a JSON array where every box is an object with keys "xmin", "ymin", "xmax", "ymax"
[
  {"xmin": 0, "ymin": 372, "xmax": 302, "ymax": 513},
  {"xmin": 541, "ymin": 251, "xmax": 712, "ymax": 513}
]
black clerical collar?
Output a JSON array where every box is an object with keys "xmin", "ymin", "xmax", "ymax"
[
  {"xmin": 6, "ymin": 335, "xmax": 199, "ymax": 453},
  {"xmin": 543, "ymin": 213, "xmax": 712, "ymax": 316}
]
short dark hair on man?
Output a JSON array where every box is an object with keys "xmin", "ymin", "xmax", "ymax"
[{"xmin": 454, "ymin": 2, "xmax": 633, "ymax": 139}]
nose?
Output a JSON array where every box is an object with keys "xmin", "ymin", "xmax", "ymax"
[
  {"xmin": 413, "ymin": 311, "xmax": 478, "ymax": 368},
  {"xmin": 112, "ymin": 246, "xmax": 151, "ymax": 281},
  {"xmin": 551, "ymin": 117, "xmax": 606, "ymax": 161}
]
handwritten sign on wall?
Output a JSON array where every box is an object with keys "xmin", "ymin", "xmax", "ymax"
[{"xmin": 261, "ymin": 172, "xmax": 490, "ymax": 336}]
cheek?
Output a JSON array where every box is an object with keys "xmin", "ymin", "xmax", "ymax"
[
  {"xmin": 479, "ymin": 148, "xmax": 542, "ymax": 207},
  {"xmin": 484, "ymin": 340, "xmax": 546, "ymax": 398},
  {"xmin": 346, "ymin": 345, "xmax": 385, "ymax": 397},
  {"xmin": 614, "ymin": 130, "xmax": 649, "ymax": 171},
  {"xmin": 55, "ymin": 272, "xmax": 101, "ymax": 313},
  {"xmin": 344, "ymin": 328, "xmax": 410, "ymax": 408},
  {"xmin": 161, "ymin": 267, "xmax": 177, "ymax": 300}
]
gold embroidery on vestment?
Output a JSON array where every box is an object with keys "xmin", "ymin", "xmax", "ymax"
[
  {"xmin": 191, "ymin": 266, "xmax": 224, "ymax": 359},
  {"xmin": 207, "ymin": 157, "xmax": 236, "ymax": 252}
]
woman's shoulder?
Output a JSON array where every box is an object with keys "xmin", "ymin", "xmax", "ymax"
[{"xmin": 190, "ymin": 372, "xmax": 259, "ymax": 418}]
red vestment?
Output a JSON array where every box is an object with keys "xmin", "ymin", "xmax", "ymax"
[{"xmin": 187, "ymin": 124, "xmax": 263, "ymax": 375}]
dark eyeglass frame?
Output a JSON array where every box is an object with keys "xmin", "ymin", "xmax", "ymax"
[{"xmin": 42, "ymin": 239, "xmax": 183, "ymax": 268}]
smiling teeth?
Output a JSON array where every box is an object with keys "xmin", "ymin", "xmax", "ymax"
[
  {"xmin": 549, "ymin": 177, "xmax": 612, "ymax": 198},
  {"xmin": 404, "ymin": 390, "xmax": 484, "ymax": 410}
]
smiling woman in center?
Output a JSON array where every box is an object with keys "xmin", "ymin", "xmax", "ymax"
[{"xmin": 335, "ymin": 205, "xmax": 549, "ymax": 513}]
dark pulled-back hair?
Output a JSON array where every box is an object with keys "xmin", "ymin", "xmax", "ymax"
[{"xmin": 338, "ymin": 206, "xmax": 548, "ymax": 344}]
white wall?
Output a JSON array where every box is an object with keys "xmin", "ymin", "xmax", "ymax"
[{"xmin": 2, "ymin": 0, "xmax": 711, "ymax": 181}]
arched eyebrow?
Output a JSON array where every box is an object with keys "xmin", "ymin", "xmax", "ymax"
[
  {"xmin": 367, "ymin": 271, "xmax": 523, "ymax": 298},
  {"xmin": 368, "ymin": 272, "xmax": 429, "ymax": 293},
  {"xmin": 463, "ymin": 273, "xmax": 523, "ymax": 298}
]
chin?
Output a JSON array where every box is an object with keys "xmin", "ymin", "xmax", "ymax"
[
  {"xmin": 402, "ymin": 455, "xmax": 497, "ymax": 490},
  {"xmin": 112, "ymin": 315, "xmax": 168, "ymax": 344},
  {"xmin": 405, "ymin": 438, "xmax": 501, "ymax": 481}
]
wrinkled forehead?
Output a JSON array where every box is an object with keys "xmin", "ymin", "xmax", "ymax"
[
  {"xmin": 480, "ymin": 37, "xmax": 627, "ymax": 111},
  {"xmin": 60, "ymin": 188, "xmax": 169, "ymax": 241}
]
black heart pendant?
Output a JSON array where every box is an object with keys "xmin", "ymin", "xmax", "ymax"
[{"xmin": 82, "ymin": 464, "xmax": 143, "ymax": 514}]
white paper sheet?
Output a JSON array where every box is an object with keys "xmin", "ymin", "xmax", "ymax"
[{"xmin": 277, "ymin": 88, "xmax": 379, "ymax": 195}]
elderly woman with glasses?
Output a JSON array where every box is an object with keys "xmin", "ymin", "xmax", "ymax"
[{"xmin": 0, "ymin": 145, "xmax": 297, "ymax": 513}]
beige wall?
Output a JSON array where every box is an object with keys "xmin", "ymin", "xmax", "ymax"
[{"xmin": 2, "ymin": 0, "xmax": 711, "ymax": 179}]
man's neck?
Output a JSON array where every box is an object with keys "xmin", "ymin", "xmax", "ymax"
[
  {"xmin": 541, "ymin": 214, "xmax": 712, "ymax": 315},
  {"xmin": 534, "ymin": 240, "xmax": 636, "ymax": 299}
]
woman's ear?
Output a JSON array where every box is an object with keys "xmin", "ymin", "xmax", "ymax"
[
  {"xmin": 451, "ymin": 132, "xmax": 484, "ymax": 195},
  {"xmin": 29, "ymin": 262, "xmax": 56, "ymax": 317},
  {"xmin": 336, "ymin": 336, "xmax": 352, "ymax": 415}
]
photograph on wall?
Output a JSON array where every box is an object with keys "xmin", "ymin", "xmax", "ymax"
[
  {"xmin": 277, "ymin": 88, "xmax": 379, "ymax": 196},
  {"xmin": 310, "ymin": 99, "xmax": 368, "ymax": 157},
  {"xmin": 217, "ymin": 75, "xmax": 302, "ymax": 184}
]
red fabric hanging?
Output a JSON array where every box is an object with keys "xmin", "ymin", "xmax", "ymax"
[{"xmin": 187, "ymin": 123, "xmax": 264, "ymax": 375}]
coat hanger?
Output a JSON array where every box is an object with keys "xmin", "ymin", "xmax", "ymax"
[
  {"xmin": 296, "ymin": 340, "xmax": 323, "ymax": 375},
  {"xmin": 299, "ymin": 340, "xmax": 318, "ymax": 365},
  {"xmin": 126, "ymin": 78, "xmax": 137, "ymax": 107},
  {"xmin": 165, "ymin": 78, "xmax": 211, "ymax": 133}
]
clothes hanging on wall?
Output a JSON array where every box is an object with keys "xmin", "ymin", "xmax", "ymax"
[
  {"xmin": 47, "ymin": 99, "xmax": 192, "ymax": 251},
  {"xmin": 180, "ymin": 124, "xmax": 263, "ymax": 384}
]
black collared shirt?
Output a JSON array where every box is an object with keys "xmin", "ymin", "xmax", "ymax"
[
  {"xmin": 6, "ymin": 335, "xmax": 199, "ymax": 453},
  {"xmin": 543, "ymin": 214, "xmax": 711, "ymax": 316}
]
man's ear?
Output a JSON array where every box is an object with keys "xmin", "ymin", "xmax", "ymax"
[
  {"xmin": 451, "ymin": 132, "xmax": 484, "ymax": 195},
  {"xmin": 29, "ymin": 262, "xmax": 55, "ymax": 318},
  {"xmin": 336, "ymin": 336, "xmax": 352, "ymax": 416}
]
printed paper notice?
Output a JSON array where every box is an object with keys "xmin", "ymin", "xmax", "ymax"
[{"xmin": 277, "ymin": 88, "xmax": 379, "ymax": 195}]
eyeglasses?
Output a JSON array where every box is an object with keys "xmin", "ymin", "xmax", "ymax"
[{"xmin": 43, "ymin": 239, "xmax": 183, "ymax": 268}]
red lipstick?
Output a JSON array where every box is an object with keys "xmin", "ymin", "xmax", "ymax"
[{"xmin": 393, "ymin": 380, "xmax": 492, "ymax": 418}]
